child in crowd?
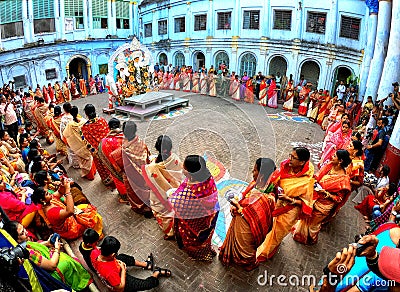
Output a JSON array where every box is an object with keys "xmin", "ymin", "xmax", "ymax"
[{"xmin": 90, "ymin": 235, "xmax": 171, "ymax": 291}]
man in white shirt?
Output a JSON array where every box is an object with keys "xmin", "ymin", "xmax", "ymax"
[
  {"xmin": 336, "ymin": 80, "xmax": 346, "ymax": 101},
  {"xmin": 0, "ymin": 96, "xmax": 19, "ymax": 143}
]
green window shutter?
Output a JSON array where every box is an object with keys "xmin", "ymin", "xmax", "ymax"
[
  {"xmin": 116, "ymin": 0, "xmax": 129, "ymax": 19},
  {"xmin": 64, "ymin": 0, "xmax": 83, "ymax": 18},
  {"xmin": 0, "ymin": 0, "xmax": 23, "ymax": 24},
  {"xmin": 92, "ymin": 0, "xmax": 108, "ymax": 18},
  {"xmin": 33, "ymin": 0, "xmax": 54, "ymax": 19}
]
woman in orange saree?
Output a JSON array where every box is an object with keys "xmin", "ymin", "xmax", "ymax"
[
  {"xmin": 169, "ymin": 155, "xmax": 219, "ymax": 261},
  {"xmin": 316, "ymin": 90, "xmax": 331, "ymax": 125},
  {"xmin": 219, "ymin": 158, "xmax": 276, "ymax": 271},
  {"xmin": 31, "ymin": 183, "xmax": 103, "ymax": 240},
  {"xmin": 243, "ymin": 78, "xmax": 254, "ymax": 103},
  {"xmin": 282, "ymin": 80, "xmax": 295, "ymax": 111},
  {"xmin": 79, "ymin": 77, "xmax": 87, "ymax": 97},
  {"xmin": 257, "ymin": 147, "xmax": 315, "ymax": 260},
  {"xmin": 62, "ymin": 81, "xmax": 70, "ymax": 102},
  {"xmin": 292, "ymin": 150, "xmax": 352, "ymax": 245}
]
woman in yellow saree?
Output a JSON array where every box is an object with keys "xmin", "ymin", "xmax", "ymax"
[{"xmin": 292, "ymin": 149, "xmax": 352, "ymax": 245}]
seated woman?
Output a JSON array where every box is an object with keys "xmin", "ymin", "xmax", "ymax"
[
  {"xmin": 4, "ymin": 221, "xmax": 92, "ymax": 291},
  {"xmin": 34, "ymin": 170, "xmax": 88, "ymax": 205},
  {"xmin": 31, "ymin": 178, "xmax": 103, "ymax": 240},
  {"xmin": 0, "ymin": 175, "xmax": 37, "ymax": 227},
  {"xmin": 169, "ymin": 155, "xmax": 219, "ymax": 261},
  {"xmin": 0, "ymin": 131, "xmax": 25, "ymax": 173},
  {"xmin": 219, "ymin": 158, "xmax": 276, "ymax": 271},
  {"xmin": 142, "ymin": 135, "xmax": 184, "ymax": 240},
  {"xmin": 293, "ymin": 150, "xmax": 352, "ymax": 245},
  {"xmin": 354, "ymin": 183, "xmax": 398, "ymax": 220}
]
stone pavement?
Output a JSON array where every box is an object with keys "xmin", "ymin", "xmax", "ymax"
[{"xmin": 61, "ymin": 91, "xmax": 365, "ymax": 291}]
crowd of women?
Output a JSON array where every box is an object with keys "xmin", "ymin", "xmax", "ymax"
[{"xmin": 0, "ymin": 75, "xmax": 399, "ymax": 291}]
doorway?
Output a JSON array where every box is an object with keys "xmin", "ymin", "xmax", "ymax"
[
  {"xmin": 194, "ymin": 52, "xmax": 205, "ymax": 72},
  {"xmin": 69, "ymin": 57, "xmax": 88, "ymax": 81},
  {"xmin": 300, "ymin": 61, "xmax": 320, "ymax": 90}
]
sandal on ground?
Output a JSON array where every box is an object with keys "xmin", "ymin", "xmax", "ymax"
[
  {"xmin": 163, "ymin": 234, "xmax": 175, "ymax": 241},
  {"xmin": 154, "ymin": 267, "xmax": 172, "ymax": 278},
  {"xmin": 118, "ymin": 194, "xmax": 130, "ymax": 205},
  {"xmin": 145, "ymin": 253, "xmax": 154, "ymax": 270}
]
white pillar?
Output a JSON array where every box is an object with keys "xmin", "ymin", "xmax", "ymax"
[
  {"xmin": 83, "ymin": 0, "xmax": 88, "ymax": 38},
  {"xmin": 231, "ymin": 0, "xmax": 240, "ymax": 37},
  {"xmin": 59, "ymin": 0, "xmax": 65, "ymax": 39},
  {"xmin": 380, "ymin": 112, "xmax": 400, "ymax": 183},
  {"xmin": 26, "ymin": 0, "xmax": 34, "ymax": 42},
  {"xmin": 326, "ymin": 0, "xmax": 338, "ymax": 44},
  {"xmin": 54, "ymin": 0, "xmax": 60, "ymax": 39},
  {"xmin": 207, "ymin": 0, "xmax": 214, "ymax": 37},
  {"xmin": 377, "ymin": 0, "xmax": 400, "ymax": 101},
  {"xmin": 109, "ymin": 0, "xmax": 117, "ymax": 35},
  {"xmin": 293, "ymin": 0, "xmax": 304, "ymax": 40},
  {"xmin": 364, "ymin": 0, "xmax": 392, "ymax": 103},
  {"xmin": 359, "ymin": 10, "xmax": 378, "ymax": 99},
  {"xmin": 87, "ymin": 0, "xmax": 93, "ymax": 37}
]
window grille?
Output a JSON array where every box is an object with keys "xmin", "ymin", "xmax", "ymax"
[
  {"xmin": 340, "ymin": 16, "xmax": 361, "ymax": 40},
  {"xmin": 144, "ymin": 23, "xmax": 152, "ymax": 37},
  {"xmin": 194, "ymin": 14, "xmax": 206, "ymax": 31},
  {"xmin": 243, "ymin": 10, "xmax": 260, "ymax": 30},
  {"xmin": 174, "ymin": 17, "xmax": 185, "ymax": 33},
  {"xmin": 306, "ymin": 11, "xmax": 326, "ymax": 34},
  {"xmin": 158, "ymin": 20, "xmax": 167, "ymax": 35},
  {"xmin": 217, "ymin": 12, "xmax": 231, "ymax": 30},
  {"xmin": 273, "ymin": 10, "xmax": 292, "ymax": 30}
]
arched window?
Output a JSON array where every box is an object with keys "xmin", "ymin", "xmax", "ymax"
[
  {"xmin": 240, "ymin": 53, "xmax": 256, "ymax": 77},
  {"xmin": 174, "ymin": 52, "xmax": 185, "ymax": 68},
  {"xmin": 214, "ymin": 51, "xmax": 229, "ymax": 70},
  {"xmin": 159, "ymin": 53, "xmax": 168, "ymax": 66}
]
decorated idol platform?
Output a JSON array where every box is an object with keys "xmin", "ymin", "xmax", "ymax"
[{"xmin": 105, "ymin": 38, "xmax": 189, "ymax": 121}]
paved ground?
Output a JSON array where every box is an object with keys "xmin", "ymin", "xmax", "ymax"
[{"xmin": 59, "ymin": 91, "xmax": 365, "ymax": 291}]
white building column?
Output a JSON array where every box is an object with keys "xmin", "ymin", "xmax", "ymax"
[
  {"xmin": 364, "ymin": 0, "xmax": 392, "ymax": 103},
  {"xmin": 380, "ymin": 110, "xmax": 400, "ymax": 183},
  {"xmin": 109, "ymin": 0, "xmax": 117, "ymax": 35},
  {"xmin": 377, "ymin": 0, "xmax": 400, "ymax": 101},
  {"xmin": 207, "ymin": 0, "xmax": 214, "ymax": 37},
  {"xmin": 26, "ymin": 0, "xmax": 35, "ymax": 42},
  {"xmin": 87, "ymin": 0, "xmax": 93, "ymax": 38},
  {"xmin": 359, "ymin": 8, "xmax": 378, "ymax": 100},
  {"xmin": 231, "ymin": 0, "xmax": 240, "ymax": 37},
  {"xmin": 325, "ymin": 0, "xmax": 338, "ymax": 44},
  {"xmin": 293, "ymin": 0, "xmax": 304, "ymax": 40},
  {"xmin": 22, "ymin": 0, "xmax": 31, "ymax": 43},
  {"xmin": 59, "ymin": 0, "xmax": 65, "ymax": 39},
  {"xmin": 83, "ymin": 0, "xmax": 88, "ymax": 38}
]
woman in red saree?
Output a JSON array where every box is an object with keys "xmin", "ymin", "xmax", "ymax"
[
  {"xmin": 243, "ymin": 78, "xmax": 254, "ymax": 103},
  {"xmin": 31, "ymin": 182, "xmax": 103, "ymax": 240},
  {"xmin": 298, "ymin": 83, "xmax": 312, "ymax": 116},
  {"xmin": 219, "ymin": 158, "xmax": 276, "ymax": 271},
  {"xmin": 316, "ymin": 90, "xmax": 331, "ymax": 125},
  {"xmin": 258, "ymin": 78, "xmax": 268, "ymax": 106},
  {"xmin": 81, "ymin": 104, "xmax": 115, "ymax": 188},
  {"xmin": 169, "ymin": 155, "xmax": 219, "ymax": 261},
  {"xmin": 319, "ymin": 120, "xmax": 352, "ymax": 168},
  {"xmin": 267, "ymin": 78, "xmax": 278, "ymax": 108},
  {"xmin": 98, "ymin": 118, "xmax": 128, "ymax": 203},
  {"xmin": 88, "ymin": 75, "xmax": 97, "ymax": 95},
  {"xmin": 347, "ymin": 140, "xmax": 364, "ymax": 192},
  {"xmin": 293, "ymin": 150, "xmax": 352, "ymax": 245}
]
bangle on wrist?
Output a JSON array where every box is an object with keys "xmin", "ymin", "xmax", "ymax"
[{"xmin": 64, "ymin": 192, "xmax": 71, "ymax": 196}]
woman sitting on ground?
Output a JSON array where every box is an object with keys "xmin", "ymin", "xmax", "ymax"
[
  {"xmin": 3, "ymin": 221, "xmax": 92, "ymax": 291},
  {"xmin": 169, "ymin": 155, "xmax": 219, "ymax": 261},
  {"xmin": 219, "ymin": 157, "xmax": 276, "ymax": 271},
  {"xmin": 142, "ymin": 135, "xmax": 184, "ymax": 240},
  {"xmin": 293, "ymin": 149, "xmax": 352, "ymax": 245},
  {"xmin": 31, "ymin": 178, "xmax": 103, "ymax": 240}
]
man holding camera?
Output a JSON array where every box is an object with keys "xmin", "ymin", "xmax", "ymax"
[{"xmin": 364, "ymin": 117, "xmax": 388, "ymax": 172}]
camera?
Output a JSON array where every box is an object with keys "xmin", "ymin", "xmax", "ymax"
[
  {"xmin": 50, "ymin": 233, "xmax": 61, "ymax": 245},
  {"xmin": 0, "ymin": 242, "xmax": 29, "ymax": 275}
]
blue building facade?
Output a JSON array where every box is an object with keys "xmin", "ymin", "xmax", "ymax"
[
  {"xmin": 0, "ymin": 0, "xmax": 367, "ymax": 92},
  {"xmin": 0, "ymin": 0, "xmax": 138, "ymax": 89},
  {"xmin": 139, "ymin": 0, "xmax": 368, "ymax": 92}
]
